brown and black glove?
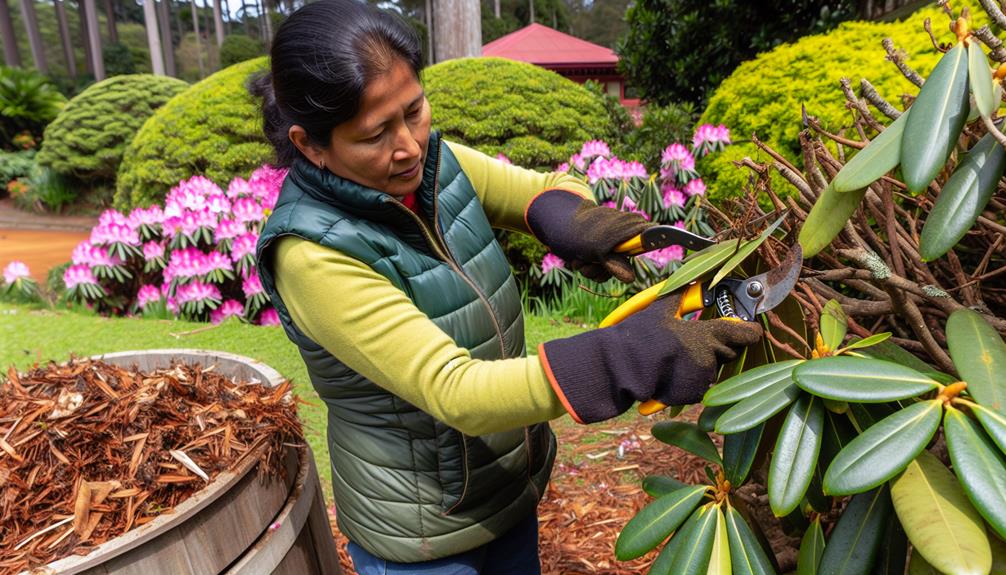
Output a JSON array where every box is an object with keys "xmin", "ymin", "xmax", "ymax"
[
  {"xmin": 538, "ymin": 293, "xmax": 763, "ymax": 424},
  {"xmin": 525, "ymin": 189, "xmax": 651, "ymax": 283}
]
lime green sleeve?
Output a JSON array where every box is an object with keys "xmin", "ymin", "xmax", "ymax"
[
  {"xmin": 445, "ymin": 140, "xmax": 595, "ymax": 233},
  {"xmin": 271, "ymin": 236, "xmax": 569, "ymax": 436}
]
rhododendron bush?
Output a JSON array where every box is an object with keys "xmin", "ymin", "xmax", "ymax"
[{"xmin": 64, "ymin": 165, "xmax": 286, "ymax": 325}]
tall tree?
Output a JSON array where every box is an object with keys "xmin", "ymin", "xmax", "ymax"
[
  {"xmin": 83, "ymin": 0, "xmax": 104, "ymax": 78},
  {"xmin": 19, "ymin": 0, "xmax": 47, "ymax": 71},
  {"xmin": 104, "ymin": 0, "xmax": 118, "ymax": 43},
  {"xmin": 156, "ymin": 0, "xmax": 175, "ymax": 75},
  {"xmin": 143, "ymin": 0, "xmax": 165, "ymax": 74},
  {"xmin": 190, "ymin": 0, "xmax": 204, "ymax": 77},
  {"xmin": 432, "ymin": 0, "xmax": 479, "ymax": 62},
  {"xmin": 260, "ymin": 0, "xmax": 271, "ymax": 44},
  {"xmin": 54, "ymin": 0, "xmax": 76, "ymax": 79},
  {"xmin": 0, "ymin": 0, "xmax": 20, "ymax": 67},
  {"xmin": 77, "ymin": 0, "xmax": 93, "ymax": 73},
  {"xmin": 212, "ymin": 0, "xmax": 223, "ymax": 46}
]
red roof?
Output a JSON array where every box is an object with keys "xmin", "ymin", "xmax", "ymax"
[{"xmin": 482, "ymin": 23, "xmax": 618, "ymax": 68}]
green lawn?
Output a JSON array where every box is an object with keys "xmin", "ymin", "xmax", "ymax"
[{"xmin": 0, "ymin": 302, "xmax": 590, "ymax": 501}]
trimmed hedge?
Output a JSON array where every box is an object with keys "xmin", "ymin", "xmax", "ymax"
[
  {"xmin": 423, "ymin": 57, "xmax": 614, "ymax": 169},
  {"xmin": 220, "ymin": 34, "xmax": 265, "ymax": 68},
  {"xmin": 698, "ymin": 6, "xmax": 984, "ymax": 199},
  {"xmin": 115, "ymin": 57, "xmax": 271, "ymax": 209},
  {"xmin": 37, "ymin": 75, "xmax": 189, "ymax": 182}
]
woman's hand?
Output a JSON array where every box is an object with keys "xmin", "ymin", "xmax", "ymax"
[{"xmin": 525, "ymin": 189, "xmax": 651, "ymax": 283}]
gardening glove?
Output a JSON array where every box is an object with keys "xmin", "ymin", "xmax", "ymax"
[
  {"xmin": 525, "ymin": 189, "xmax": 651, "ymax": 283},
  {"xmin": 538, "ymin": 292, "xmax": 763, "ymax": 424}
]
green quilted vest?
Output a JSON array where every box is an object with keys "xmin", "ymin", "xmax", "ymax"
[{"xmin": 256, "ymin": 133, "xmax": 556, "ymax": 562}]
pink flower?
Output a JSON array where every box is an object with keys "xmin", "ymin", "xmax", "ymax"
[
  {"xmin": 175, "ymin": 281, "xmax": 221, "ymax": 305},
  {"xmin": 602, "ymin": 197, "xmax": 650, "ymax": 220},
  {"xmin": 556, "ymin": 162, "xmax": 570, "ymax": 173},
  {"xmin": 136, "ymin": 284, "xmax": 162, "ymax": 308},
  {"xmin": 230, "ymin": 232, "xmax": 259, "ymax": 262},
  {"xmin": 640, "ymin": 245, "xmax": 685, "ymax": 268},
  {"xmin": 569, "ymin": 153, "xmax": 586, "ymax": 171},
  {"xmin": 214, "ymin": 218, "xmax": 245, "ymax": 243},
  {"xmin": 693, "ymin": 124, "xmax": 731, "ymax": 155},
  {"xmin": 165, "ymin": 247, "xmax": 207, "ymax": 282},
  {"xmin": 3, "ymin": 261, "xmax": 30, "ymax": 285},
  {"xmin": 203, "ymin": 250, "xmax": 233, "ymax": 276},
  {"xmin": 258, "ymin": 307, "xmax": 280, "ymax": 326},
  {"xmin": 142, "ymin": 241, "xmax": 166, "ymax": 261},
  {"xmin": 661, "ymin": 143, "xmax": 692, "ymax": 165},
  {"xmin": 211, "ymin": 299, "xmax": 245, "ymax": 324},
  {"xmin": 98, "ymin": 209, "xmax": 129, "ymax": 228},
  {"xmin": 179, "ymin": 209, "xmax": 218, "ymax": 237},
  {"xmin": 242, "ymin": 272, "xmax": 264, "ymax": 297},
  {"xmin": 128, "ymin": 206, "xmax": 164, "ymax": 227},
  {"xmin": 579, "ymin": 140, "xmax": 611, "ymax": 160},
  {"xmin": 166, "ymin": 296, "xmax": 179, "ymax": 314},
  {"xmin": 622, "ymin": 161, "xmax": 648, "ymax": 180},
  {"xmin": 206, "ymin": 194, "xmax": 232, "ymax": 214},
  {"xmin": 227, "ymin": 176, "xmax": 254, "ymax": 200},
  {"xmin": 683, "ymin": 179, "xmax": 706, "ymax": 197},
  {"xmin": 90, "ymin": 222, "xmax": 140, "ymax": 247},
  {"xmin": 541, "ymin": 253, "xmax": 565, "ymax": 275},
  {"xmin": 232, "ymin": 197, "xmax": 265, "ymax": 225},
  {"xmin": 662, "ymin": 187, "xmax": 686, "ymax": 208},
  {"xmin": 247, "ymin": 165, "xmax": 287, "ymax": 208},
  {"xmin": 72, "ymin": 243, "xmax": 122, "ymax": 267},
  {"xmin": 63, "ymin": 264, "xmax": 100, "ymax": 289},
  {"xmin": 495, "ymin": 153, "xmax": 511, "ymax": 165}
]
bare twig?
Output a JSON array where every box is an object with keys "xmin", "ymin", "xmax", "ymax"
[
  {"xmin": 839, "ymin": 78, "xmax": 884, "ymax": 132},
  {"xmin": 977, "ymin": 0, "xmax": 1006, "ymax": 30},
  {"xmin": 972, "ymin": 25, "xmax": 1006, "ymax": 62},
  {"xmin": 982, "ymin": 114, "xmax": 1006, "ymax": 149},
  {"xmin": 923, "ymin": 18, "xmax": 947, "ymax": 53},
  {"xmin": 859, "ymin": 79, "xmax": 902, "ymax": 119},
  {"xmin": 883, "ymin": 38, "xmax": 926, "ymax": 87}
]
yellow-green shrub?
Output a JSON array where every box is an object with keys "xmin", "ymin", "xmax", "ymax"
[
  {"xmin": 699, "ymin": 6, "xmax": 986, "ymax": 199},
  {"xmin": 37, "ymin": 75, "xmax": 188, "ymax": 182},
  {"xmin": 115, "ymin": 57, "xmax": 271, "ymax": 209},
  {"xmin": 423, "ymin": 57, "xmax": 614, "ymax": 169}
]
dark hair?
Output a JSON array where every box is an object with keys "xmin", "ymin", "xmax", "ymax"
[{"xmin": 250, "ymin": 0, "xmax": 423, "ymax": 166}]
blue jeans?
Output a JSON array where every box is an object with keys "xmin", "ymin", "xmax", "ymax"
[{"xmin": 346, "ymin": 513, "xmax": 541, "ymax": 575}]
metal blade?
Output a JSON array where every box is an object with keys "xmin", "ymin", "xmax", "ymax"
[
  {"xmin": 752, "ymin": 243, "xmax": 803, "ymax": 315},
  {"xmin": 640, "ymin": 226, "xmax": 716, "ymax": 252}
]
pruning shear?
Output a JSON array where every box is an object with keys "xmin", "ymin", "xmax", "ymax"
[
  {"xmin": 613, "ymin": 225, "xmax": 718, "ymax": 255},
  {"xmin": 601, "ymin": 238, "xmax": 804, "ymax": 415}
]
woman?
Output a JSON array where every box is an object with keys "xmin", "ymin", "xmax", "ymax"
[{"xmin": 252, "ymin": 1, "xmax": 761, "ymax": 572}]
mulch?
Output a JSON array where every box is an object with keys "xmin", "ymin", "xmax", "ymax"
[{"xmin": 327, "ymin": 408, "xmax": 791, "ymax": 575}]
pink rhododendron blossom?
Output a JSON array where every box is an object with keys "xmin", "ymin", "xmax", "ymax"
[
  {"xmin": 579, "ymin": 140, "xmax": 611, "ymax": 159},
  {"xmin": 128, "ymin": 206, "xmax": 164, "ymax": 227},
  {"xmin": 98, "ymin": 209, "xmax": 129, "ymax": 228},
  {"xmin": 175, "ymin": 281, "xmax": 221, "ymax": 305},
  {"xmin": 693, "ymin": 124, "xmax": 730, "ymax": 148},
  {"xmin": 214, "ymin": 218, "xmax": 245, "ymax": 242},
  {"xmin": 166, "ymin": 296, "xmax": 179, "ymax": 314},
  {"xmin": 227, "ymin": 177, "xmax": 254, "ymax": 200},
  {"xmin": 683, "ymin": 179, "xmax": 706, "ymax": 197},
  {"xmin": 64, "ymin": 265, "xmax": 100, "ymax": 289},
  {"xmin": 662, "ymin": 186, "xmax": 686, "ymax": 208},
  {"xmin": 661, "ymin": 143, "xmax": 692, "ymax": 165},
  {"xmin": 142, "ymin": 241, "xmax": 166, "ymax": 261},
  {"xmin": 556, "ymin": 162, "xmax": 570, "ymax": 173},
  {"xmin": 231, "ymin": 197, "xmax": 265, "ymax": 224},
  {"xmin": 90, "ymin": 222, "xmax": 140, "ymax": 246},
  {"xmin": 136, "ymin": 284, "xmax": 162, "ymax": 308},
  {"xmin": 242, "ymin": 272, "xmax": 264, "ymax": 297},
  {"xmin": 206, "ymin": 194, "xmax": 232, "ymax": 214},
  {"xmin": 587, "ymin": 157, "xmax": 649, "ymax": 184},
  {"xmin": 258, "ymin": 307, "xmax": 280, "ymax": 326},
  {"xmin": 211, "ymin": 299, "xmax": 245, "ymax": 323},
  {"xmin": 179, "ymin": 209, "xmax": 218, "ymax": 237},
  {"xmin": 203, "ymin": 250, "xmax": 233, "ymax": 275},
  {"xmin": 230, "ymin": 232, "xmax": 258, "ymax": 262},
  {"xmin": 541, "ymin": 253, "xmax": 565, "ymax": 275},
  {"xmin": 602, "ymin": 197, "xmax": 650, "ymax": 220},
  {"xmin": 72, "ymin": 244, "xmax": 122, "ymax": 267},
  {"xmin": 640, "ymin": 245, "xmax": 685, "ymax": 268},
  {"xmin": 3, "ymin": 261, "xmax": 30, "ymax": 285},
  {"xmin": 568, "ymin": 153, "xmax": 586, "ymax": 171},
  {"xmin": 673, "ymin": 220, "xmax": 686, "ymax": 229},
  {"xmin": 166, "ymin": 247, "xmax": 207, "ymax": 282},
  {"xmin": 495, "ymin": 153, "xmax": 511, "ymax": 165}
]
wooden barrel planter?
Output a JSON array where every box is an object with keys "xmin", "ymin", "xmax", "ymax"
[{"xmin": 31, "ymin": 350, "xmax": 341, "ymax": 575}]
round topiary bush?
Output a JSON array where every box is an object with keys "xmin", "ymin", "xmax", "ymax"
[
  {"xmin": 115, "ymin": 57, "xmax": 271, "ymax": 209},
  {"xmin": 698, "ymin": 6, "xmax": 983, "ymax": 199},
  {"xmin": 423, "ymin": 57, "xmax": 614, "ymax": 169},
  {"xmin": 220, "ymin": 34, "xmax": 265, "ymax": 68},
  {"xmin": 36, "ymin": 74, "xmax": 189, "ymax": 182}
]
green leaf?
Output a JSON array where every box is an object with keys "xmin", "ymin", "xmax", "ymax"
[
  {"xmin": 793, "ymin": 356, "xmax": 938, "ymax": 403},
  {"xmin": 704, "ymin": 360, "xmax": 803, "ymax": 406},
  {"xmin": 871, "ymin": 511, "xmax": 909, "ymax": 575},
  {"xmin": 972, "ymin": 402, "xmax": 1006, "ymax": 456},
  {"xmin": 835, "ymin": 332, "xmax": 891, "ymax": 354},
  {"xmin": 768, "ymin": 395, "xmax": 824, "ymax": 516},
  {"xmin": 796, "ymin": 517, "xmax": 826, "ymax": 575},
  {"xmin": 820, "ymin": 412, "xmax": 857, "ymax": 470},
  {"xmin": 823, "ymin": 400, "xmax": 942, "ymax": 495},
  {"xmin": 944, "ymin": 406, "xmax": 1006, "ymax": 540},
  {"xmin": 891, "ymin": 450, "xmax": 992, "ymax": 575},
  {"xmin": 652, "ymin": 421, "xmax": 722, "ymax": 466},
  {"xmin": 823, "ymin": 398, "xmax": 849, "ymax": 414},
  {"xmin": 858, "ymin": 340, "xmax": 954, "ymax": 384},
  {"xmin": 669, "ymin": 503, "xmax": 718, "ymax": 575},
  {"xmin": 616, "ymin": 485, "xmax": 709, "ymax": 560},
  {"xmin": 969, "ymin": 41, "xmax": 996, "ymax": 119},
  {"xmin": 991, "ymin": 535, "xmax": 1006, "ymax": 575},
  {"xmin": 642, "ymin": 475, "xmax": 690, "ymax": 498},
  {"xmin": 724, "ymin": 505, "xmax": 776, "ymax": 575},
  {"xmin": 907, "ymin": 551, "xmax": 941, "ymax": 575},
  {"xmin": 947, "ymin": 308, "xmax": 1006, "ymax": 413},
  {"xmin": 707, "ymin": 506, "xmax": 732, "ymax": 575},
  {"xmin": 818, "ymin": 487, "xmax": 892, "ymax": 574},
  {"xmin": 920, "ymin": 132, "xmax": 1006, "ymax": 261},
  {"xmin": 830, "ymin": 108, "xmax": 910, "ymax": 193},
  {"xmin": 698, "ymin": 405, "xmax": 730, "ymax": 433},
  {"xmin": 714, "ymin": 375, "xmax": 801, "ymax": 434},
  {"xmin": 901, "ymin": 42, "xmax": 971, "ymax": 194},
  {"xmin": 709, "ymin": 214, "xmax": 786, "ymax": 288},
  {"xmin": 820, "ymin": 299, "xmax": 848, "ymax": 351},
  {"xmin": 798, "ymin": 181, "xmax": 866, "ymax": 257},
  {"xmin": 648, "ymin": 505, "xmax": 700, "ymax": 575},
  {"xmin": 723, "ymin": 423, "xmax": 765, "ymax": 486},
  {"xmin": 657, "ymin": 240, "xmax": 742, "ymax": 297}
]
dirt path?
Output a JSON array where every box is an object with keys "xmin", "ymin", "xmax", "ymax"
[{"xmin": 0, "ymin": 228, "xmax": 89, "ymax": 281}]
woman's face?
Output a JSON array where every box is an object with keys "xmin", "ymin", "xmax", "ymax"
[{"xmin": 319, "ymin": 58, "xmax": 431, "ymax": 198}]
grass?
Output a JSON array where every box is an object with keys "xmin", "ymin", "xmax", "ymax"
[{"xmin": 0, "ymin": 302, "xmax": 592, "ymax": 501}]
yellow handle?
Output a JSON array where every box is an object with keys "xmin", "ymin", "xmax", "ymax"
[{"xmin": 614, "ymin": 234, "xmax": 644, "ymax": 255}]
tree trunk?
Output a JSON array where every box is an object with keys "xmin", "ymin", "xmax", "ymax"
[
  {"xmin": 493, "ymin": 0, "xmax": 499, "ymax": 18},
  {"xmin": 212, "ymin": 0, "xmax": 224, "ymax": 46},
  {"xmin": 222, "ymin": 0, "xmax": 230, "ymax": 33},
  {"xmin": 190, "ymin": 0, "xmax": 204, "ymax": 77},
  {"xmin": 19, "ymin": 0, "xmax": 47, "ymax": 71},
  {"xmin": 78, "ymin": 0, "xmax": 93, "ymax": 74},
  {"xmin": 432, "ymin": 0, "xmax": 480, "ymax": 62},
  {"xmin": 260, "ymin": 0, "xmax": 271, "ymax": 45},
  {"xmin": 528, "ymin": 0, "xmax": 533, "ymax": 24},
  {"xmin": 0, "ymin": 0, "xmax": 21, "ymax": 67},
  {"xmin": 143, "ymin": 0, "xmax": 165, "ymax": 74},
  {"xmin": 54, "ymin": 0, "xmax": 75, "ymax": 79},
  {"xmin": 425, "ymin": 0, "xmax": 433, "ymax": 64},
  {"xmin": 104, "ymin": 0, "xmax": 118, "ymax": 43},
  {"xmin": 156, "ymin": 0, "xmax": 176, "ymax": 75},
  {"xmin": 83, "ymin": 0, "xmax": 103, "ymax": 78}
]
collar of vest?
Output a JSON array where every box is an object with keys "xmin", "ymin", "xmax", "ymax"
[{"xmin": 284, "ymin": 131, "xmax": 442, "ymax": 226}]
